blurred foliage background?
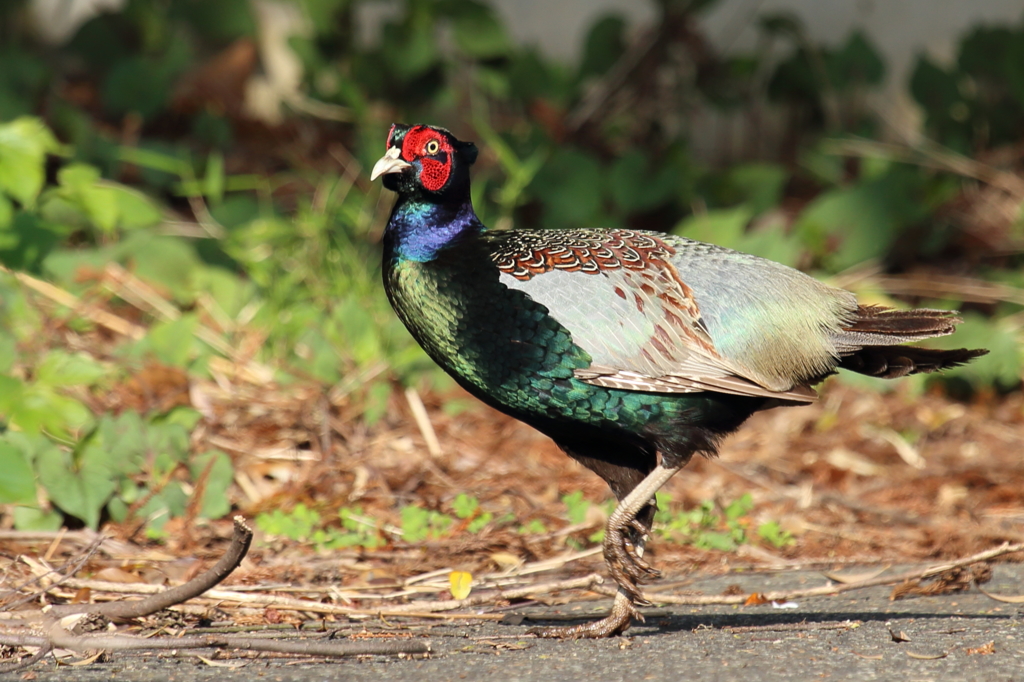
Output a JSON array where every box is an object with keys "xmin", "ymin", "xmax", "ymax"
[{"xmin": 0, "ymin": 0, "xmax": 1022, "ymax": 538}]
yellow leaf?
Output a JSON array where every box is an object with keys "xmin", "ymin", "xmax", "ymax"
[{"xmin": 449, "ymin": 570, "xmax": 473, "ymax": 600}]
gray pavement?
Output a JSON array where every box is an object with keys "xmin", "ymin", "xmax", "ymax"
[{"xmin": 20, "ymin": 565, "xmax": 1024, "ymax": 681}]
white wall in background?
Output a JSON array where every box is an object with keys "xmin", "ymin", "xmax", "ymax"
[
  {"xmin": 492, "ymin": 0, "xmax": 1024, "ymax": 153},
  {"xmin": 493, "ymin": 0, "xmax": 1024, "ymax": 74}
]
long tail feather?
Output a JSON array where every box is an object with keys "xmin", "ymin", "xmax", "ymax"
[
  {"xmin": 834, "ymin": 305, "xmax": 964, "ymax": 350},
  {"xmin": 830, "ymin": 305, "xmax": 987, "ymax": 379},
  {"xmin": 839, "ymin": 345, "xmax": 987, "ymax": 378}
]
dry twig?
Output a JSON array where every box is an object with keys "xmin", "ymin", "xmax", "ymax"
[
  {"xmin": 632, "ymin": 541, "xmax": 1024, "ymax": 606},
  {"xmin": 1, "ymin": 536, "xmax": 105, "ymax": 613}
]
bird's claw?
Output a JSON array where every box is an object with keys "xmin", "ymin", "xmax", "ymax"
[
  {"xmin": 529, "ymin": 594, "xmax": 642, "ymax": 639},
  {"xmin": 602, "ymin": 521, "xmax": 659, "ymax": 604}
]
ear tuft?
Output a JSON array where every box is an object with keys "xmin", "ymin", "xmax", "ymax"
[{"xmin": 457, "ymin": 141, "xmax": 479, "ymax": 166}]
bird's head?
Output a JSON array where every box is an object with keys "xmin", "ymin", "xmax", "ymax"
[{"xmin": 370, "ymin": 124, "xmax": 478, "ymax": 200}]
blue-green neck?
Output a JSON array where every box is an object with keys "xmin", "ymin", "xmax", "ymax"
[{"xmin": 384, "ymin": 195, "xmax": 484, "ymax": 262}]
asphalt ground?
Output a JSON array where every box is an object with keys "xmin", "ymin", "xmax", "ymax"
[{"xmin": 18, "ymin": 564, "xmax": 1024, "ymax": 682}]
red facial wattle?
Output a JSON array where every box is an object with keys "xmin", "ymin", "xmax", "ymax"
[{"xmin": 400, "ymin": 125, "xmax": 453, "ymax": 192}]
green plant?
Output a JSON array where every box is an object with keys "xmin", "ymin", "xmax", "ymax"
[
  {"xmin": 910, "ymin": 24, "xmax": 1024, "ymax": 152},
  {"xmin": 561, "ymin": 490, "xmax": 590, "ymax": 525},
  {"xmin": 757, "ymin": 521, "xmax": 796, "ymax": 549},
  {"xmin": 451, "ymin": 493, "xmax": 493, "ymax": 533},
  {"xmin": 256, "ymin": 505, "xmax": 387, "ymax": 550},
  {"xmin": 0, "ymin": 346, "xmax": 229, "ymax": 533},
  {"xmin": 653, "ymin": 493, "xmax": 793, "ymax": 552},
  {"xmin": 256, "ymin": 504, "xmax": 322, "ymax": 542},
  {"xmin": 399, "ymin": 504, "xmax": 454, "ymax": 542},
  {"xmin": 518, "ymin": 519, "xmax": 547, "ymax": 535}
]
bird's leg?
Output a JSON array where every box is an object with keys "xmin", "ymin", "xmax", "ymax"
[
  {"xmin": 531, "ymin": 463, "xmax": 680, "ymax": 639},
  {"xmin": 602, "ymin": 463, "xmax": 680, "ymax": 602},
  {"xmin": 532, "ymin": 584, "xmax": 642, "ymax": 639},
  {"xmin": 533, "ymin": 534, "xmax": 651, "ymax": 639}
]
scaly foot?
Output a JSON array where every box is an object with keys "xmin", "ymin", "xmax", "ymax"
[
  {"xmin": 603, "ymin": 515, "xmax": 659, "ymax": 603},
  {"xmin": 530, "ymin": 589, "xmax": 641, "ymax": 639}
]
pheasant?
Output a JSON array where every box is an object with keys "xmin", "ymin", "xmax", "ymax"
[{"xmin": 370, "ymin": 123, "xmax": 986, "ymax": 638}]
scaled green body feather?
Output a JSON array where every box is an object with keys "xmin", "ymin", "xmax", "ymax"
[{"xmin": 385, "ymin": 241, "xmax": 715, "ymax": 436}]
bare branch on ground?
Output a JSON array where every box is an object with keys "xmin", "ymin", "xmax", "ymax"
[{"xmin": 47, "ymin": 516, "xmax": 253, "ymax": 621}]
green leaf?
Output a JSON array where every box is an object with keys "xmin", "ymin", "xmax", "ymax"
[
  {"xmin": 103, "ymin": 55, "xmax": 181, "ymax": 120},
  {"xmin": 767, "ymin": 48, "xmax": 820, "ymax": 104},
  {"xmin": 518, "ymin": 519, "xmax": 546, "ymax": 535},
  {"xmin": 722, "ymin": 163, "xmax": 789, "ymax": 215},
  {"xmin": 579, "ymin": 14, "xmax": 626, "ymax": 79},
  {"xmin": 562, "ymin": 490, "xmax": 590, "ymax": 525},
  {"xmin": 48, "ymin": 163, "xmax": 162, "ymax": 234},
  {"xmin": 0, "ymin": 439, "xmax": 36, "ymax": 504},
  {"xmin": 724, "ymin": 493, "xmax": 753, "ymax": 521},
  {"xmin": 697, "ymin": 531, "xmax": 736, "ymax": 552},
  {"xmin": 466, "ymin": 513, "xmax": 492, "ymax": 534},
  {"xmin": 144, "ymin": 314, "xmax": 200, "ymax": 368},
  {"xmin": 203, "ymin": 152, "xmax": 225, "ymax": 204},
  {"xmin": 1005, "ymin": 32, "xmax": 1024, "ymax": 109},
  {"xmin": 34, "ymin": 350, "xmax": 108, "ymax": 387},
  {"xmin": 13, "ymin": 506, "xmax": 63, "ymax": 531},
  {"xmin": 608, "ymin": 151, "xmax": 676, "ymax": 213},
  {"xmin": 188, "ymin": 450, "xmax": 234, "ymax": 519},
  {"xmin": 139, "ymin": 482, "xmax": 190, "ymax": 537},
  {"xmin": 452, "ymin": 493, "xmax": 479, "ymax": 519},
  {"xmin": 91, "ymin": 412, "xmax": 162, "ymax": 477},
  {"xmin": 958, "ymin": 25, "xmax": 1015, "ymax": 80},
  {"xmin": 193, "ymin": 267, "xmax": 255, "ymax": 319},
  {"xmin": 531, "ymin": 149, "xmax": 605, "ymax": 229},
  {"xmin": 170, "ymin": 0, "xmax": 256, "ymax": 44},
  {"xmin": 757, "ymin": 521, "xmax": 795, "ymax": 548},
  {"xmin": 909, "ymin": 56, "xmax": 970, "ymax": 150},
  {"xmin": 160, "ymin": 406, "xmax": 204, "ymax": 431},
  {"xmin": 0, "ymin": 333, "xmax": 16, "ymax": 373},
  {"xmin": 0, "ymin": 194, "xmax": 12, "ymax": 230},
  {"xmin": 0, "ymin": 211, "xmax": 66, "ymax": 272},
  {"xmin": 111, "ymin": 185, "xmax": 162, "ymax": 230},
  {"xmin": 58, "ymin": 164, "xmax": 117, "ymax": 232},
  {"xmin": 828, "ymin": 31, "xmax": 885, "ymax": 88},
  {"xmin": 910, "ymin": 56, "xmax": 960, "ymax": 113},
  {"xmin": 362, "ymin": 381, "xmax": 392, "ymax": 426},
  {"xmin": 676, "ymin": 206, "xmax": 753, "ymax": 249},
  {"xmin": 0, "ymin": 48, "xmax": 51, "ymax": 120},
  {"xmin": 400, "ymin": 505, "xmax": 452, "ymax": 542},
  {"xmin": 450, "ymin": 1, "xmax": 511, "ymax": 59},
  {"xmin": 257, "ymin": 505, "xmax": 322, "ymax": 540},
  {"xmin": 37, "ymin": 442, "xmax": 116, "ymax": 528},
  {"xmin": 794, "ymin": 169, "xmax": 926, "ymax": 271},
  {"xmin": 0, "ymin": 377, "xmax": 92, "ymax": 437},
  {"xmin": 0, "ymin": 117, "xmax": 61, "ymax": 207},
  {"xmin": 298, "ymin": 0, "xmax": 350, "ymax": 35},
  {"xmin": 929, "ymin": 314, "xmax": 1022, "ymax": 388},
  {"xmin": 380, "ymin": 9, "xmax": 438, "ymax": 82},
  {"xmin": 119, "ymin": 234, "xmax": 202, "ymax": 303}
]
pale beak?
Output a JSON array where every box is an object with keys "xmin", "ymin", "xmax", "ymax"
[{"xmin": 370, "ymin": 146, "xmax": 412, "ymax": 181}]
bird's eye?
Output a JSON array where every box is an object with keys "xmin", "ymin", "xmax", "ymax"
[{"xmin": 424, "ymin": 139, "xmax": 440, "ymax": 155}]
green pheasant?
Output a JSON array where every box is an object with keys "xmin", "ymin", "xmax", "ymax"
[{"xmin": 371, "ymin": 123, "xmax": 986, "ymax": 638}]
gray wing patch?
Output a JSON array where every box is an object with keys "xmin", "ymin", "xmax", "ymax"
[{"xmin": 498, "ymin": 266, "xmax": 818, "ymax": 402}]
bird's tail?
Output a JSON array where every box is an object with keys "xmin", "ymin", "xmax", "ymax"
[{"xmin": 832, "ymin": 305, "xmax": 987, "ymax": 379}]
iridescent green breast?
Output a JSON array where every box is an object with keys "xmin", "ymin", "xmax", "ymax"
[
  {"xmin": 385, "ymin": 250, "xmax": 584, "ymax": 408},
  {"xmin": 383, "ymin": 240, "xmax": 716, "ymax": 438}
]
